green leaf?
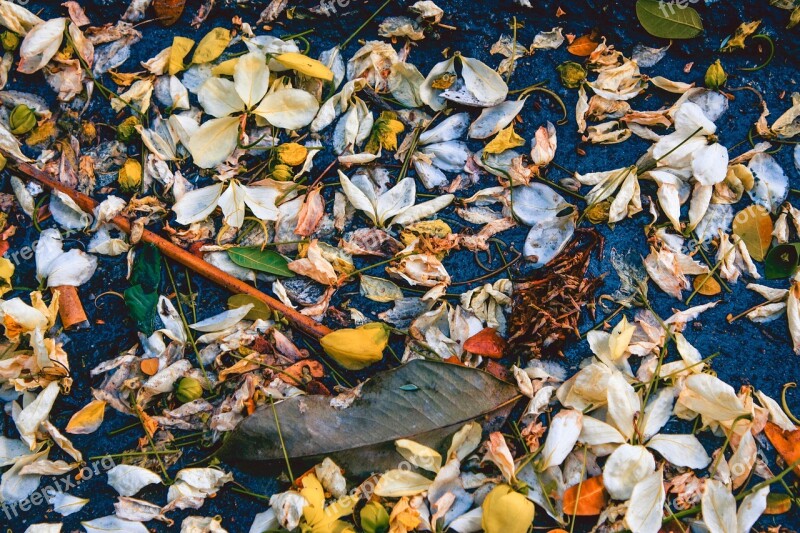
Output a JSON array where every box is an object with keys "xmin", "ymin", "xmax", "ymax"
[
  {"xmin": 227, "ymin": 294, "xmax": 272, "ymax": 321},
  {"xmin": 636, "ymin": 0, "xmax": 703, "ymax": 39},
  {"xmin": 130, "ymin": 243, "xmax": 162, "ymax": 292},
  {"xmin": 124, "ymin": 284, "xmax": 159, "ymax": 335},
  {"xmin": 220, "ymin": 360, "xmax": 521, "ymax": 477},
  {"xmin": 765, "ymin": 243, "xmax": 800, "ymax": 279},
  {"xmin": 227, "ymin": 247, "xmax": 293, "ymax": 277}
]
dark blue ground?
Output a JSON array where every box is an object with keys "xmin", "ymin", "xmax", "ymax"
[{"xmin": 2, "ymin": 0, "xmax": 800, "ymax": 530}]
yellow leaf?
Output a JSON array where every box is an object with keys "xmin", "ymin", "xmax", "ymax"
[
  {"xmin": 483, "ymin": 124, "xmax": 525, "ymax": 155},
  {"xmin": 211, "ymin": 57, "xmax": 238, "ymax": 76},
  {"xmin": 720, "ymin": 20, "xmax": 761, "ymax": 53},
  {"xmin": 65, "ymin": 400, "xmax": 106, "ymax": 435},
  {"xmin": 169, "ymin": 36, "xmax": 195, "ymax": 76},
  {"xmin": 275, "ymin": 52, "xmax": 334, "ymax": 81},
  {"xmin": 320, "ymin": 322, "xmax": 389, "ymax": 370},
  {"xmin": 0, "ymin": 257, "xmax": 14, "ymax": 297},
  {"xmin": 732, "ymin": 204, "xmax": 773, "ymax": 261},
  {"xmin": 191, "ymin": 27, "xmax": 231, "ymax": 65},
  {"xmin": 693, "ymin": 274, "xmax": 721, "ymax": 296}
]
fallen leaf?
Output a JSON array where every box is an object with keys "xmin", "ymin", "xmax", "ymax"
[
  {"xmin": 567, "ymin": 34, "xmax": 600, "ymax": 56},
  {"xmin": 693, "ymin": 274, "xmax": 721, "ymax": 296},
  {"xmin": 732, "ymin": 204, "xmax": 773, "ymax": 261},
  {"xmin": 463, "ymin": 327, "xmax": 506, "ymax": 358},
  {"xmin": 154, "ymin": 0, "xmax": 186, "ymax": 26},
  {"xmin": 562, "ymin": 476, "xmax": 608, "ymax": 516},
  {"xmin": 65, "ymin": 399, "xmax": 106, "ymax": 434},
  {"xmin": 764, "ymin": 421, "xmax": 800, "ymax": 475},
  {"xmin": 220, "ymin": 360, "xmax": 521, "ymax": 476}
]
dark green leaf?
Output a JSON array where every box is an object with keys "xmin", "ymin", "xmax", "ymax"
[
  {"xmin": 220, "ymin": 360, "xmax": 521, "ymax": 476},
  {"xmin": 227, "ymin": 247, "xmax": 293, "ymax": 277},
  {"xmin": 765, "ymin": 243, "xmax": 800, "ymax": 279},
  {"xmin": 130, "ymin": 243, "xmax": 162, "ymax": 292},
  {"xmin": 636, "ymin": 0, "xmax": 703, "ymax": 39},
  {"xmin": 124, "ymin": 284, "xmax": 159, "ymax": 335}
]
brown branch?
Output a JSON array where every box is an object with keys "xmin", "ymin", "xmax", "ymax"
[{"xmin": 10, "ymin": 161, "xmax": 333, "ymax": 341}]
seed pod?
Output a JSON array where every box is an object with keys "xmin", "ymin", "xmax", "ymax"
[
  {"xmin": 9, "ymin": 105, "xmax": 36, "ymax": 135},
  {"xmin": 175, "ymin": 377, "xmax": 203, "ymax": 403}
]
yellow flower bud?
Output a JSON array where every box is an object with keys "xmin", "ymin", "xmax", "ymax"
[
  {"xmin": 271, "ymin": 164, "xmax": 294, "ymax": 181},
  {"xmin": 117, "ymin": 116, "xmax": 140, "ymax": 142},
  {"xmin": 481, "ymin": 484, "xmax": 535, "ymax": 533},
  {"xmin": 320, "ymin": 322, "xmax": 389, "ymax": 370},
  {"xmin": 1, "ymin": 31, "xmax": 19, "ymax": 52},
  {"xmin": 118, "ymin": 158, "xmax": 143, "ymax": 192},
  {"xmin": 556, "ymin": 61, "xmax": 587, "ymax": 89},
  {"xmin": 705, "ymin": 60, "xmax": 727, "ymax": 90},
  {"xmin": 175, "ymin": 377, "xmax": 203, "ymax": 403},
  {"xmin": 9, "ymin": 104, "xmax": 36, "ymax": 135},
  {"xmin": 277, "ymin": 142, "xmax": 309, "ymax": 166}
]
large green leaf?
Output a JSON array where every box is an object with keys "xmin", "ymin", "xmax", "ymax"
[
  {"xmin": 130, "ymin": 243, "xmax": 162, "ymax": 292},
  {"xmin": 220, "ymin": 360, "xmax": 521, "ymax": 476},
  {"xmin": 765, "ymin": 243, "xmax": 800, "ymax": 279},
  {"xmin": 636, "ymin": 0, "xmax": 703, "ymax": 39},
  {"xmin": 227, "ymin": 246, "xmax": 293, "ymax": 277},
  {"xmin": 124, "ymin": 284, "xmax": 159, "ymax": 335}
]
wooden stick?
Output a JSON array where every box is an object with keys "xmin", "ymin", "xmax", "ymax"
[
  {"xmin": 52, "ymin": 285, "xmax": 89, "ymax": 330},
  {"xmin": 10, "ymin": 162, "xmax": 333, "ymax": 340}
]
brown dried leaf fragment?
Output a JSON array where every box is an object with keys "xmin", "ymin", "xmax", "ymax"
[{"xmin": 508, "ymin": 229, "xmax": 603, "ymax": 358}]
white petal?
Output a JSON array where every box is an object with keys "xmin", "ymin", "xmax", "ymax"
[
  {"xmin": 189, "ymin": 304, "xmax": 253, "ymax": 332},
  {"xmin": 338, "ymin": 170, "xmax": 378, "ymax": 224},
  {"xmin": 420, "ymin": 113, "xmax": 470, "ymax": 144},
  {"xmin": 16, "ymin": 382, "xmax": 60, "ymax": 448},
  {"xmin": 254, "ymin": 89, "xmax": 319, "ymax": 130},
  {"xmin": 640, "ymin": 387, "xmax": 675, "ymax": 441},
  {"xmin": 420, "ymin": 58, "xmax": 455, "ymax": 111},
  {"xmin": 187, "ymin": 116, "xmax": 240, "ymax": 169},
  {"xmin": 701, "ymin": 479, "xmax": 737, "ymax": 533},
  {"xmin": 49, "ymin": 491, "xmax": 89, "ymax": 516},
  {"xmin": 692, "ymin": 143, "xmax": 729, "ymax": 185},
  {"xmin": 172, "ymin": 182, "xmax": 225, "ymax": 225},
  {"xmin": 538, "ymin": 409, "xmax": 583, "ymax": 470},
  {"xmin": 234, "ymin": 52, "xmax": 269, "ymax": 108},
  {"xmin": 736, "ymin": 485, "xmax": 769, "ymax": 533},
  {"xmin": 455, "ymin": 56, "xmax": 508, "ymax": 107},
  {"xmin": 198, "ymin": 77, "xmax": 244, "ymax": 118},
  {"xmin": 748, "ymin": 153, "xmax": 788, "ymax": 213},
  {"xmin": 674, "ymin": 101, "xmax": 716, "ymax": 136},
  {"xmin": 376, "ymin": 178, "xmax": 416, "ymax": 226},
  {"xmin": 603, "ymin": 444, "xmax": 655, "ymax": 500},
  {"xmin": 44, "ymin": 250, "xmax": 97, "ymax": 287},
  {"xmin": 606, "ymin": 372, "xmax": 639, "ymax": 439},
  {"xmin": 374, "ymin": 469, "xmax": 432, "ymax": 497},
  {"xmin": 624, "ymin": 468, "xmax": 665, "ymax": 533},
  {"xmin": 82, "ymin": 516, "xmax": 148, "ymax": 533},
  {"xmin": 578, "ymin": 416, "xmax": 626, "ymax": 447},
  {"xmin": 107, "ymin": 465, "xmax": 162, "ymax": 496},
  {"xmin": 469, "ymin": 99, "xmax": 526, "ymax": 139},
  {"xmin": 391, "ymin": 194, "xmax": 454, "ymax": 227},
  {"xmin": 646, "ymin": 434, "xmax": 710, "ymax": 469},
  {"xmin": 677, "ymin": 373, "xmax": 748, "ymax": 423},
  {"xmin": 18, "ymin": 18, "xmax": 65, "ymax": 74},
  {"xmin": 241, "ymin": 183, "xmax": 280, "ymax": 221},
  {"xmin": 396, "ymin": 439, "xmax": 442, "ymax": 473}
]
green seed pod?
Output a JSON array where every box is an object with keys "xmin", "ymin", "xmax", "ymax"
[
  {"xmin": 360, "ymin": 502, "xmax": 389, "ymax": 533},
  {"xmin": 116, "ymin": 116, "xmax": 141, "ymax": 142},
  {"xmin": 9, "ymin": 105, "xmax": 36, "ymax": 135},
  {"xmin": 175, "ymin": 377, "xmax": 203, "ymax": 403},
  {"xmin": 1, "ymin": 31, "xmax": 19, "ymax": 52},
  {"xmin": 556, "ymin": 61, "xmax": 587, "ymax": 89},
  {"xmin": 705, "ymin": 60, "xmax": 727, "ymax": 90}
]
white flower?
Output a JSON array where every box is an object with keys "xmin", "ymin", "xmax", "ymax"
[
  {"xmin": 172, "ymin": 178, "xmax": 285, "ymax": 228},
  {"xmin": 188, "ymin": 51, "xmax": 319, "ymax": 168},
  {"xmin": 575, "ymin": 165, "xmax": 641, "ymax": 223}
]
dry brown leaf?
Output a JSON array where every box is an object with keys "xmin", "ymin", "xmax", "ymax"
[
  {"xmin": 463, "ymin": 327, "xmax": 506, "ymax": 359},
  {"xmin": 764, "ymin": 421, "xmax": 800, "ymax": 476},
  {"xmin": 567, "ymin": 34, "xmax": 600, "ymax": 56},
  {"xmin": 154, "ymin": 0, "xmax": 186, "ymax": 26},
  {"xmin": 295, "ymin": 188, "xmax": 325, "ymax": 238}
]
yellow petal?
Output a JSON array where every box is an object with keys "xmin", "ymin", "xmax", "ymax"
[
  {"xmin": 192, "ymin": 27, "xmax": 231, "ymax": 65},
  {"xmin": 275, "ymin": 52, "xmax": 334, "ymax": 81},
  {"xmin": 320, "ymin": 322, "xmax": 389, "ymax": 370},
  {"xmin": 66, "ymin": 399, "xmax": 106, "ymax": 434},
  {"xmin": 483, "ymin": 124, "xmax": 525, "ymax": 155},
  {"xmin": 0, "ymin": 257, "xmax": 14, "ymax": 297},
  {"xmin": 169, "ymin": 36, "xmax": 195, "ymax": 76}
]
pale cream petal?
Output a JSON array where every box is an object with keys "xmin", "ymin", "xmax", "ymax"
[
  {"xmin": 253, "ymin": 89, "xmax": 319, "ymax": 130},
  {"xmin": 187, "ymin": 116, "xmax": 240, "ymax": 169},
  {"xmin": 172, "ymin": 183, "xmax": 225, "ymax": 225},
  {"xmin": 234, "ymin": 51, "xmax": 269, "ymax": 108},
  {"xmin": 198, "ymin": 77, "xmax": 244, "ymax": 118}
]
